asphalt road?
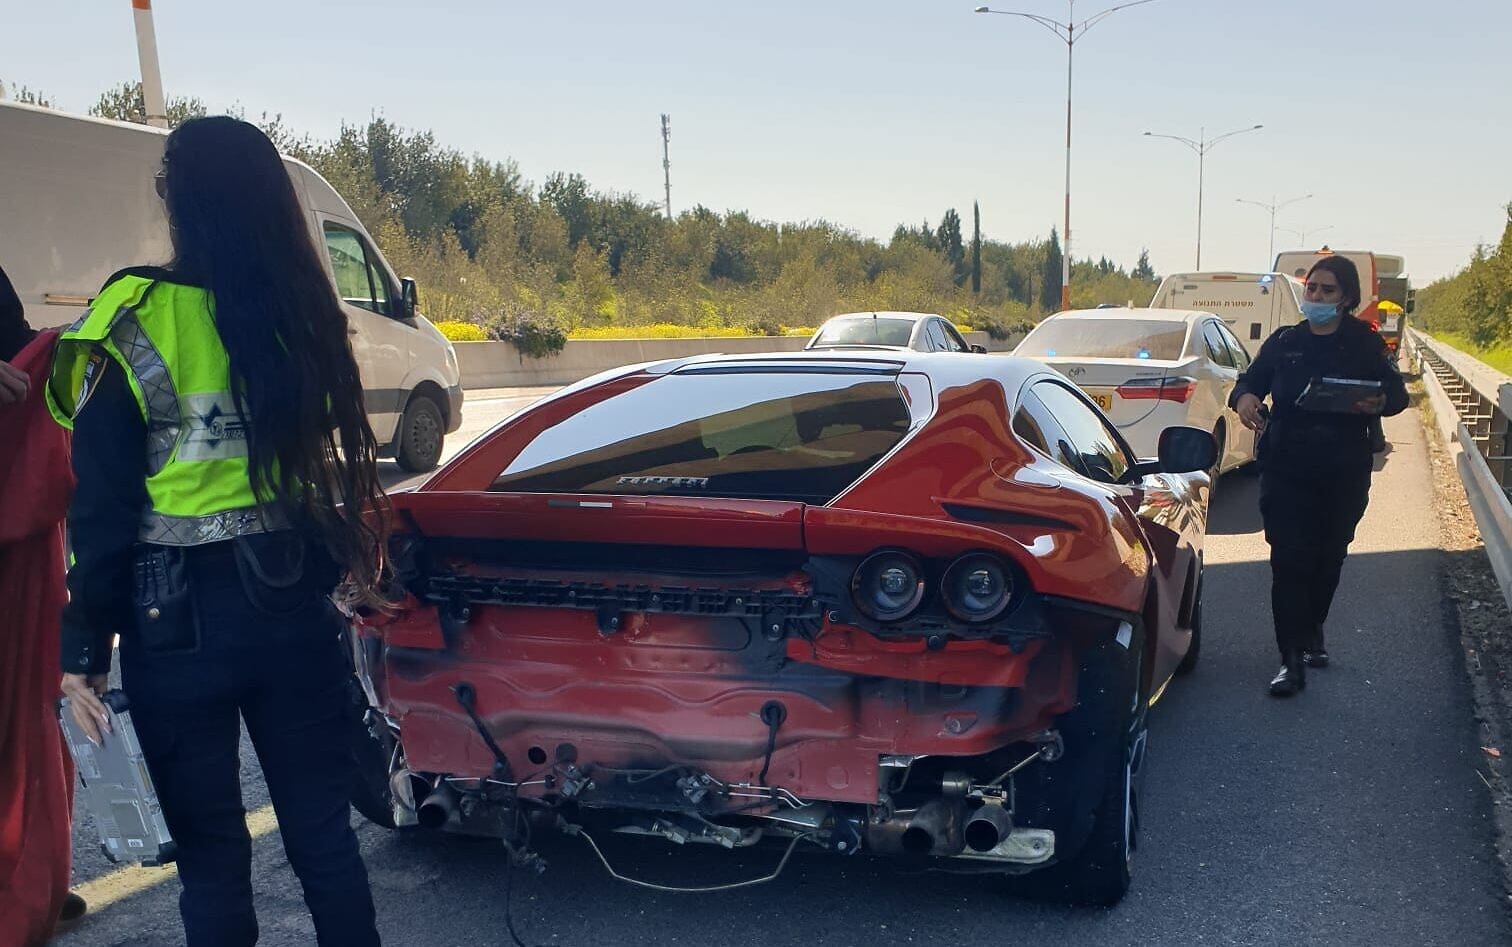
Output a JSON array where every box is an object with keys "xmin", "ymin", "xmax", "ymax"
[{"xmin": 57, "ymin": 403, "xmax": 1511, "ymax": 947}]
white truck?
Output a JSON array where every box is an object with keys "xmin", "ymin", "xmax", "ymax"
[
  {"xmin": 0, "ymin": 100, "xmax": 463, "ymax": 472},
  {"xmin": 1148, "ymin": 271, "xmax": 1305, "ymax": 349}
]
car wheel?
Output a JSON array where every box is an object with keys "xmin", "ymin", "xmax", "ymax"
[
  {"xmin": 1017, "ymin": 634, "xmax": 1145, "ymax": 906},
  {"xmin": 395, "ymin": 394, "xmax": 445, "ymax": 473},
  {"xmin": 1176, "ymin": 576, "xmax": 1202, "ymax": 676},
  {"xmin": 1058, "ymin": 689, "xmax": 1142, "ymax": 905}
]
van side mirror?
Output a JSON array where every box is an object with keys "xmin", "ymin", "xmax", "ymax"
[
  {"xmin": 970, "ymin": 344, "xmax": 988, "ymax": 354},
  {"xmin": 400, "ymin": 277, "xmax": 419, "ymax": 319}
]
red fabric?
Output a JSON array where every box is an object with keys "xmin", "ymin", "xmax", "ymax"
[{"xmin": 0, "ymin": 331, "xmax": 75, "ymax": 947}]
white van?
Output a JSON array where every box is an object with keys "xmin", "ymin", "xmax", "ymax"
[
  {"xmin": 0, "ymin": 101, "xmax": 462, "ymax": 472},
  {"xmin": 1148, "ymin": 271, "xmax": 1304, "ymax": 348}
]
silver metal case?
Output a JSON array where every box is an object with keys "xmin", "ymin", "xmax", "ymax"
[{"xmin": 59, "ymin": 690, "xmax": 176, "ymax": 866}]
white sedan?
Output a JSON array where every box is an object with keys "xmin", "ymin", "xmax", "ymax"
[{"xmin": 1013, "ymin": 307, "xmax": 1257, "ymax": 473}]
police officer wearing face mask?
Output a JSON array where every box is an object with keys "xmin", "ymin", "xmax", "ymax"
[{"xmin": 1230, "ymin": 255, "xmax": 1409, "ymax": 697}]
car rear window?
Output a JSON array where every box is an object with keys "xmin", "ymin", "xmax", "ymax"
[
  {"xmin": 1016, "ymin": 319, "xmax": 1188, "ymax": 361},
  {"xmin": 490, "ymin": 371, "xmax": 913, "ymax": 503},
  {"xmin": 812, "ymin": 317, "xmax": 915, "ymax": 347}
]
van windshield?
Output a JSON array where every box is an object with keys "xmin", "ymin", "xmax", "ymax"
[{"xmin": 1016, "ymin": 319, "xmax": 1189, "ymax": 361}]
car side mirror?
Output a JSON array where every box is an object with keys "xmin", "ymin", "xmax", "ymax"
[
  {"xmin": 970, "ymin": 344, "xmax": 988, "ymax": 354},
  {"xmin": 1128, "ymin": 426, "xmax": 1218, "ymax": 479},
  {"xmin": 400, "ymin": 277, "xmax": 419, "ymax": 320},
  {"xmin": 1157, "ymin": 425, "xmax": 1217, "ymax": 474}
]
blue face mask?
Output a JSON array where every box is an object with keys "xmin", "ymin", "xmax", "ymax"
[{"xmin": 1300, "ymin": 300, "xmax": 1340, "ymax": 325}]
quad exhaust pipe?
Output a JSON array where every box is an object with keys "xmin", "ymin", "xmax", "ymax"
[
  {"xmin": 868, "ymin": 800, "xmax": 1014, "ymax": 857},
  {"xmin": 963, "ymin": 804, "xmax": 1013, "ymax": 853},
  {"xmin": 417, "ymin": 779, "xmax": 460, "ymax": 829},
  {"xmin": 900, "ymin": 799, "xmax": 958, "ymax": 855}
]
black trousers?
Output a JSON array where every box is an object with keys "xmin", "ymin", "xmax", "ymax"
[
  {"xmin": 1259, "ymin": 467, "xmax": 1372, "ymax": 658},
  {"xmin": 120, "ymin": 542, "xmax": 379, "ymax": 947}
]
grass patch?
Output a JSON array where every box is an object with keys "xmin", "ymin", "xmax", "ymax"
[
  {"xmin": 434, "ymin": 320, "xmax": 488, "ymax": 342},
  {"xmin": 1424, "ymin": 331, "xmax": 1512, "ymax": 375}
]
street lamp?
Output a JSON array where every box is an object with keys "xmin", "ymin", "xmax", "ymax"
[
  {"xmin": 1235, "ymin": 193, "xmax": 1312, "ymax": 268},
  {"xmin": 1280, "ymin": 224, "xmax": 1333, "ymax": 248},
  {"xmin": 975, "ymin": 0, "xmax": 1161, "ymax": 311},
  {"xmin": 1143, "ymin": 123, "xmax": 1264, "ymax": 269}
]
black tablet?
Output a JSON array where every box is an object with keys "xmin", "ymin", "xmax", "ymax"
[{"xmin": 1294, "ymin": 376, "xmax": 1385, "ymax": 414}]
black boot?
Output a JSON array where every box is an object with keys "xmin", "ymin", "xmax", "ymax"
[
  {"xmin": 57, "ymin": 892, "xmax": 87, "ymax": 932},
  {"xmin": 1302, "ymin": 624, "xmax": 1329, "ymax": 667},
  {"xmin": 1268, "ymin": 653, "xmax": 1306, "ymax": 697}
]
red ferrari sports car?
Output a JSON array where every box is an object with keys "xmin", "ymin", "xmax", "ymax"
[{"xmin": 345, "ymin": 350, "xmax": 1213, "ymax": 905}]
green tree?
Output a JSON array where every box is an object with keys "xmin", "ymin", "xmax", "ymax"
[
  {"xmin": 937, "ymin": 208, "xmax": 966, "ymax": 284},
  {"xmin": 1132, "ymin": 248, "xmax": 1156, "ymax": 281},
  {"xmin": 1040, "ymin": 228, "xmax": 1063, "ymax": 311},
  {"xmin": 2, "ymin": 81, "xmax": 54, "ymax": 107},
  {"xmin": 541, "ymin": 172, "xmax": 594, "ymax": 248},
  {"xmin": 971, "ymin": 201, "xmax": 982, "ymax": 295},
  {"xmin": 89, "ymin": 81, "xmax": 206, "ymax": 127}
]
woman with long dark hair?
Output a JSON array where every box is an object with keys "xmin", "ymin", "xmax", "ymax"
[
  {"xmin": 52, "ymin": 117, "xmax": 387, "ymax": 945},
  {"xmin": 1230, "ymin": 254, "xmax": 1409, "ymax": 697}
]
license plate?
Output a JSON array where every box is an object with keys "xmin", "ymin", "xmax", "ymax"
[{"xmin": 1091, "ymin": 393, "xmax": 1112, "ymax": 412}]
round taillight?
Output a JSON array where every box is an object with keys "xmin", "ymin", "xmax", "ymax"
[
  {"xmin": 851, "ymin": 551, "xmax": 926, "ymax": 622},
  {"xmin": 942, "ymin": 554, "xmax": 1013, "ymax": 623}
]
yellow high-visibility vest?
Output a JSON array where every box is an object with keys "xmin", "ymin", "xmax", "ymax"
[{"xmin": 48, "ymin": 274, "xmax": 286, "ymax": 545}]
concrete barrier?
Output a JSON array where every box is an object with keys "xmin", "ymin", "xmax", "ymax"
[{"xmin": 455, "ymin": 330, "xmax": 1010, "ymax": 389}]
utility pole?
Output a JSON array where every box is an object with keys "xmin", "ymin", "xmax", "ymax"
[
  {"xmin": 660, "ymin": 113, "xmax": 672, "ymax": 219},
  {"xmin": 131, "ymin": 0, "xmax": 169, "ymax": 128}
]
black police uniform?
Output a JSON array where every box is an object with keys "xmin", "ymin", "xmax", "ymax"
[
  {"xmin": 1228, "ymin": 316, "xmax": 1409, "ymax": 661},
  {"xmin": 61, "ymin": 294, "xmax": 380, "ymax": 946}
]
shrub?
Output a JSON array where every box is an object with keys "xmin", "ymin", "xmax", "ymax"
[
  {"xmin": 487, "ymin": 306, "xmax": 568, "ymax": 359},
  {"xmin": 975, "ymin": 311, "xmax": 1038, "ymax": 341},
  {"xmin": 433, "ymin": 320, "xmax": 488, "ymax": 342},
  {"xmin": 743, "ymin": 314, "xmax": 785, "ymax": 337}
]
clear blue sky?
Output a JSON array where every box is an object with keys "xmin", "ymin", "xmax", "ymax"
[{"xmin": 4, "ymin": 0, "xmax": 1508, "ymax": 281}]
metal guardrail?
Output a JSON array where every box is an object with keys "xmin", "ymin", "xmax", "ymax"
[{"xmin": 1408, "ymin": 328, "xmax": 1512, "ymax": 610}]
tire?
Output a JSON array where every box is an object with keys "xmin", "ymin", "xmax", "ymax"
[
  {"xmin": 395, "ymin": 394, "xmax": 445, "ymax": 473},
  {"xmin": 1018, "ymin": 634, "xmax": 1145, "ymax": 906},
  {"xmin": 1176, "ymin": 577, "xmax": 1202, "ymax": 676},
  {"xmin": 341, "ymin": 669, "xmax": 402, "ymax": 829}
]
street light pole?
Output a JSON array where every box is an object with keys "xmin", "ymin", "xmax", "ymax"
[
  {"xmin": 976, "ymin": 1, "xmax": 1160, "ymax": 310},
  {"xmin": 1143, "ymin": 123, "xmax": 1264, "ymax": 269},
  {"xmin": 1236, "ymin": 193, "xmax": 1312, "ymax": 267},
  {"xmin": 1281, "ymin": 224, "xmax": 1332, "ymax": 248}
]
